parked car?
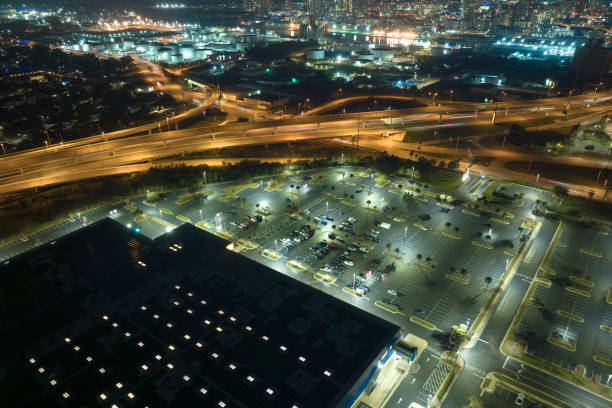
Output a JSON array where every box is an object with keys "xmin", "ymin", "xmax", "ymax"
[{"xmin": 515, "ymin": 393, "xmax": 525, "ymax": 406}]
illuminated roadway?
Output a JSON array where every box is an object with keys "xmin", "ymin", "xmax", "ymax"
[{"xmin": 1, "ymin": 90, "xmax": 612, "ymax": 195}]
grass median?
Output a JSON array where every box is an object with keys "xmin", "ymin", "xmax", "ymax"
[
  {"xmin": 410, "ymin": 316, "xmax": 436, "ymax": 330},
  {"xmin": 375, "ymin": 301, "xmax": 399, "ymax": 314}
]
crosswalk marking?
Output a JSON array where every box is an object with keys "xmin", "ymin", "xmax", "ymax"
[{"xmin": 465, "ymin": 363, "xmax": 487, "ymax": 377}]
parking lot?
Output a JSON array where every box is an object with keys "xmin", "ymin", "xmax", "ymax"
[
  {"xmin": 4, "ymin": 164, "xmax": 607, "ymax": 407},
  {"xmin": 96, "ymin": 167, "xmax": 538, "ymax": 346},
  {"xmin": 481, "ymin": 384, "xmax": 546, "ymax": 408},
  {"xmin": 515, "ymin": 220, "xmax": 612, "ymax": 384}
]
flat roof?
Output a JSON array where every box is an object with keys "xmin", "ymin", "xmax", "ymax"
[{"xmin": 0, "ymin": 219, "xmax": 399, "ymax": 408}]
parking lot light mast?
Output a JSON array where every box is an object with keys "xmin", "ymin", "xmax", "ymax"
[{"xmin": 203, "ymin": 171, "xmax": 206, "ymax": 185}]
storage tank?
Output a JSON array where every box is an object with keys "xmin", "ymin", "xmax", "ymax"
[
  {"xmin": 179, "ymin": 45, "xmax": 195, "ymax": 60},
  {"xmin": 372, "ymin": 47, "xmax": 395, "ymax": 60},
  {"xmin": 157, "ymin": 47, "xmax": 172, "ymax": 61},
  {"xmin": 306, "ymin": 49, "xmax": 325, "ymax": 60},
  {"xmin": 195, "ymin": 48, "xmax": 210, "ymax": 59}
]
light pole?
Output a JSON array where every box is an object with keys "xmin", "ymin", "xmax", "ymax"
[
  {"xmin": 432, "ymin": 92, "xmax": 438, "ymax": 106},
  {"xmin": 203, "ymin": 171, "xmax": 206, "ymax": 185},
  {"xmin": 326, "ymin": 201, "xmax": 329, "ymax": 214},
  {"xmin": 404, "ymin": 226, "xmax": 407, "ymax": 240}
]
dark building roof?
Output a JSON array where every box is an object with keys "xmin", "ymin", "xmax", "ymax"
[{"xmin": 0, "ymin": 219, "xmax": 399, "ymax": 408}]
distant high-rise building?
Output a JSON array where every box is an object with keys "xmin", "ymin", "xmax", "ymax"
[
  {"xmin": 244, "ymin": 0, "xmax": 272, "ymax": 16},
  {"xmin": 308, "ymin": 0, "xmax": 332, "ymax": 18},
  {"xmin": 353, "ymin": 0, "xmax": 369, "ymax": 17},
  {"xmin": 572, "ymin": 39, "xmax": 612, "ymax": 85},
  {"xmin": 574, "ymin": 0, "xmax": 590, "ymax": 13}
]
